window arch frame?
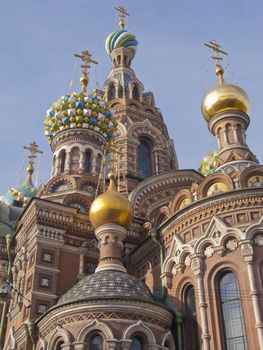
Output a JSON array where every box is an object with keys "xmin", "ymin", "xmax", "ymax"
[{"xmin": 217, "ymin": 269, "xmax": 248, "ymax": 350}]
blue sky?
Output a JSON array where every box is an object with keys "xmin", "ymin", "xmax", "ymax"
[{"xmin": 0, "ymin": 0, "xmax": 262, "ymax": 194}]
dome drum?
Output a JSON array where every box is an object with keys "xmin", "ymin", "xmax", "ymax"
[
  {"xmin": 50, "ymin": 128, "xmax": 107, "ymax": 152},
  {"xmin": 208, "ymin": 110, "xmax": 250, "ymax": 135}
]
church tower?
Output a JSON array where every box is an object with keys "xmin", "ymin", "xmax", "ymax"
[
  {"xmin": 103, "ymin": 7, "xmax": 178, "ymax": 194},
  {"xmin": 201, "ymin": 40, "xmax": 258, "ymax": 174}
]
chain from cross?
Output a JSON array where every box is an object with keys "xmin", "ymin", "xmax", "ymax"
[
  {"xmin": 74, "ymin": 50, "xmax": 98, "ymax": 78},
  {"xmin": 23, "ymin": 142, "xmax": 43, "ymax": 165},
  {"xmin": 204, "ymin": 40, "xmax": 228, "ymax": 68}
]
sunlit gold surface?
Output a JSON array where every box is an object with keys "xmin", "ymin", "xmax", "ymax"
[
  {"xmin": 202, "ymin": 83, "xmax": 250, "ymax": 122},
  {"xmin": 89, "ymin": 172, "xmax": 133, "ymax": 229}
]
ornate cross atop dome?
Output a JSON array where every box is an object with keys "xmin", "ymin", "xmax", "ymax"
[
  {"xmin": 74, "ymin": 50, "xmax": 98, "ymax": 92},
  {"xmin": 115, "ymin": 6, "xmax": 129, "ymax": 29},
  {"xmin": 204, "ymin": 40, "xmax": 228, "ymax": 84}
]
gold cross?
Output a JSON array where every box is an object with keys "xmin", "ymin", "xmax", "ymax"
[
  {"xmin": 115, "ymin": 6, "xmax": 129, "ymax": 29},
  {"xmin": 23, "ymin": 142, "xmax": 43, "ymax": 166},
  {"xmin": 74, "ymin": 50, "xmax": 98, "ymax": 76},
  {"xmin": 204, "ymin": 40, "xmax": 228, "ymax": 84},
  {"xmin": 204, "ymin": 40, "xmax": 227, "ymax": 66}
]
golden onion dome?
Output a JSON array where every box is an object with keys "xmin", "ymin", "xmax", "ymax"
[
  {"xmin": 89, "ymin": 172, "xmax": 133, "ymax": 229},
  {"xmin": 202, "ymin": 83, "xmax": 250, "ymax": 122}
]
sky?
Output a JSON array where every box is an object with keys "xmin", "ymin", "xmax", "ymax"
[{"xmin": 0, "ymin": 0, "xmax": 262, "ymax": 194}]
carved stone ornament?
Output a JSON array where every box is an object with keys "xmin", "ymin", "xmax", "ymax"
[
  {"xmin": 241, "ymin": 242, "xmax": 253, "ymax": 257},
  {"xmin": 191, "ymin": 257, "xmax": 203, "ymax": 276}
]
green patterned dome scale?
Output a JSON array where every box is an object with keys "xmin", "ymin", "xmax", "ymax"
[
  {"xmin": 200, "ymin": 149, "xmax": 219, "ymax": 177},
  {"xmin": 105, "ymin": 29, "xmax": 138, "ymax": 54},
  {"xmin": 44, "ymin": 91, "xmax": 118, "ymax": 143}
]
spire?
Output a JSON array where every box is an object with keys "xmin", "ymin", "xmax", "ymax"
[
  {"xmin": 204, "ymin": 40, "xmax": 228, "ymax": 85},
  {"xmin": 23, "ymin": 142, "xmax": 43, "ymax": 187},
  {"xmin": 115, "ymin": 6, "xmax": 129, "ymax": 29},
  {"xmin": 74, "ymin": 50, "xmax": 98, "ymax": 92}
]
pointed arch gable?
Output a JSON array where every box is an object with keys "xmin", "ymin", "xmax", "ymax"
[
  {"xmin": 48, "ymin": 326, "xmax": 73, "ymax": 348},
  {"xmin": 245, "ymin": 215, "xmax": 263, "ymax": 240},
  {"xmin": 127, "ymin": 119, "xmax": 166, "ymax": 149},
  {"xmin": 122, "ymin": 320, "xmax": 156, "ymax": 344},
  {"xmin": 77, "ymin": 319, "xmax": 113, "ymax": 342}
]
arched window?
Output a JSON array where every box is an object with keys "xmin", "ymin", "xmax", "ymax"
[
  {"xmin": 131, "ymin": 336, "xmax": 144, "ymax": 350},
  {"xmin": 108, "ymin": 85, "xmax": 115, "ymax": 100},
  {"xmin": 132, "ymin": 85, "xmax": 140, "ymax": 100},
  {"xmin": 183, "ymin": 285, "xmax": 199, "ymax": 350},
  {"xmin": 138, "ymin": 140, "xmax": 151, "ymax": 178},
  {"xmin": 84, "ymin": 150, "xmax": 91, "ymax": 173},
  {"xmin": 55, "ymin": 340, "xmax": 64, "ymax": 350},
  {"xmin": 89, "ymin": 335, "xmax": 103, "ymax": 350},
  {"xmin": 60, "ymin": 150, "xmax": 66, "ymax": 173},
  {"xmin": 71, "ymin": 147, "xmax": 80, "ymax": 173},
  {"xmin": 219, "ymin": 271, "xmax": 247, "ymax": 350}
]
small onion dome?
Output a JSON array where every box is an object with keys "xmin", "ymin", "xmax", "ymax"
[
  {"xmin": 3, "ymin": 185, "xmax": 36, "ymax": 208},
  {"xmin": 105, "ymin": 29, "xmax": 138, "ymax": 55},
  {"xmin": 44, "ymin": 91, "xmax": 118, "ymax": 144},
  {"xmin": 89, "ymin": 172, "xmax": 133, "ymax": 229},
  {"xmin": 202, "ymin": 83, "xmax": 250, "ymax": 122},
  {"xmin": 3, "ymin": 164, "xmax": 36, "ymax": 207},
  {"xmin": 199, "ymin": 149, "xmax": 219, "ymax": 177}
]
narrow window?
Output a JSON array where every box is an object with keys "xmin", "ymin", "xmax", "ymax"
[
  {"xmin": 138, "ymin": 140, "xmax": 151, "ymax": 178},
  {"xmin": 219, "ymin": 271, "xmax": 247, "ymax": 350},
  {"xmin": 131, "ymin": 337, "xmax": 143, "ymax": 350},
  {"xmin": 55, "ymin": 340, "xmax": 64, "ymax": 350},
  {"xmin": 132, "ymin": 85, "xmax": 140, "ymax": 100},
  {"xmin": 60, "ymin": 150, "xmax": 66, "ymax": 173},
  {"xmin": 108, "ymin": 85, "xmax": 115, "ymax": 100},
  {"xmin": 184, "ymin": 285, "xmax": 199, "ymax": 350},
  {"xmin": 84, "ymin": 150, "xmax": 91, "ymax": 173},
  {"xmin": 90, "ymin": 335, "xmax": 103, "ymax": 350}
]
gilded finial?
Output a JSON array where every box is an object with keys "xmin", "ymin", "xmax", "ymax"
[
  {"xmin": 115, "ymin": 6, "xmax": 129, "ymax": 29},
  {"xmin": 204, "ymin": 40, "xmax": 228, "ymax": 84},
  {"xmin": 23, "ymin": 142, "xmax": 43, "ymax": 187},
  {"xmin": 74, "ymin": 50, "xmax": 98, "ymax": 92}
]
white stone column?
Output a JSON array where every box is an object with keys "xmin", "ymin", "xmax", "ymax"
[
  {"xmin": 78, "ymin": 254, "xmax": 84, "ymax": 277},
  {"xmin": 121, "ymin": 340, "xmax": 132, "ymax": 350},
  {"xmin": 91, "ymin": 154, "xmax": 97, "ymax": 175},
  {"xmin": 106, "ymin": 339, "xmax": 118, "ymax": 350},
  {"xmin": 64, "ymin": 150, "xmax": 71, "ymax": 172},
  {"xmin": 153, "ymin": 149, "xmax": 159, "ymax": 174},
  {"xmin": 222, "ymin": 127, "xmax": 229, "ymax": 145},
  {"xmin": 72, "ymin": 341, "xmax": 85, "ymax": 350},
  {"xmin": 79, "ymin": 151, "xmax": 85, "ymax": 174},
  {"xmin": 232, "ymin": 125, "xmax": 238, "ymax": 143},
  {"xmin": 191, "ymin": 255, "xmax": 210, "ymax": 350},
  {"xmin": 241, "ymin": 242, "xmax": 263, "ymax": 350}
]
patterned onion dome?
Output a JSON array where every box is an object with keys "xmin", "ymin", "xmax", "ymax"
[
  {"xmin": 3, "ymin": 184, "xmax": 36, "ymax": 207},
  {"xmin": 199, "ymin": 149, "xmax": 219, "ymax": 177},
  {"xmin": 105, "ymin": 29, "xmax": 138, "ymax": 55},
  {"xmin": 57, "ymin": 270, "xmax": 155, "ymax": 306},
  {"xmin": 44, "ymin": 91, "xmax": 118, "ymax": 143}
]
